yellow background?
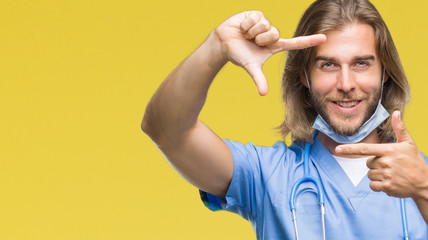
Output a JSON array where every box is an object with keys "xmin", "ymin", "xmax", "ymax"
[{"xmin": 1, "ymin": 0, "xmax": 428, "ymax": 239}]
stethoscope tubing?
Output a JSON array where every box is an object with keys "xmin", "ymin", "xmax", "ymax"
[
  {"xmin": 289, "ymin": 131, "xmax": 326, "ymax": 240},
  {"xmin": 289, "ymin": 131, "xmax": 410, "ymax": 240},
  {"xmin": 401, "ymin": 198, "xmax": 410, "ymax": 240}
]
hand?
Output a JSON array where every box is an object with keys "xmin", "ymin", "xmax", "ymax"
[
  {"xmin": 335, "ymin": 111, "xmax": 428, "ymax": 199},
  {"xmin": 213, "ymin": 11, "xmax": 326, "ymax": 95}
]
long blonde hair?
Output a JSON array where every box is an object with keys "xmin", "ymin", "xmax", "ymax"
[{"xmin": 279, "ymin": 0, "xmax": 409, "ymax": 143}]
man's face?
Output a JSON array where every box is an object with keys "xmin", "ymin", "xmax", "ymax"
[{"xmin": 307, "ymin": 23, "xmax": 384, "ymax": 136}]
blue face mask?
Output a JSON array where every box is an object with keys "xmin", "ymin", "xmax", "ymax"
[
  {"xmin": 312, "ymin": 102, "xmax": 389, "ymax": 144},
  {"xmin": 310, "ymin": 68, "xmax": 389, "ymax": 144}
]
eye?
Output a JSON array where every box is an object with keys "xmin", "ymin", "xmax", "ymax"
[
  {"xmin": 321, "ymin": 62, "xmax": 335, "ymax": 69},
  {"xmin": 355, "ymin": 61, "xmax": 369, "ymax": 67}
]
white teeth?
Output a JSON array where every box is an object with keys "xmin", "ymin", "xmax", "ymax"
[{"xmin": 336, "ymin": 101, "xmax": 358, "ymax": 108}]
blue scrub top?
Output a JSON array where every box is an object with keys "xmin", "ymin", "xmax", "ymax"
[{"xmin": 200, "ymin": 136, "xmax": 428, "ymax": 239}]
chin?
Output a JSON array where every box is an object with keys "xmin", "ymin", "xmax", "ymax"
[{"xmin": 330, "ymin": 119, "xmax": 364, "ymax": 136}]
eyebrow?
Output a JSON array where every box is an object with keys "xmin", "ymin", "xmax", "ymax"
[
  {"xmin": 314, "ymin": 55, "xmax": 376, "ymax": 62},
  {"xmin": 314, "ymin": 56, "xmax": 337, "ymax": 62},
  {"xmin": 354, "ymin": 55, "xmax": 375, "ymax": 61}
]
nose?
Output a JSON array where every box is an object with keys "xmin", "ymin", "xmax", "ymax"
[{"xmin": 336, "ymin": 67, "xmax": 356, "ymax": 92}]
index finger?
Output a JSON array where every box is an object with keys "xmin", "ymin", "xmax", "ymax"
[
  {"xmin": 335, "ymin": 143, "xmax": 389, "ymax": 157},
  {"xmin": 270, "ymin": 34, "xmax": 326, "ymax": 53}
]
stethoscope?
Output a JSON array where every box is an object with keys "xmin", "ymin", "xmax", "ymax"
[{"xmin": 289, "ymin": 131, "xmax": 410, "ymax": 240}]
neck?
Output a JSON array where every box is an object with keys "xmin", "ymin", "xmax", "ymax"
[{"xmin": 318, "ymin": 129, "xmax": 381, "ymax": 158}]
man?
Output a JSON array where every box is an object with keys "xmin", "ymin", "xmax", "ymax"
[{"xmin": 142, "ymin": 0, "xmax": 428, "ymax": 238}]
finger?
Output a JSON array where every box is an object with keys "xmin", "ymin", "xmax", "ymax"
[
  {"xmin": 270, "ymin": 34, "xmax": 326, "ymax": 53},
  {"xmin": 254, "ymin": 26, "xmax": 280, "ymax": 46},
  {"xmin": 367, "ymin": 169, "xmax": 384, "ymax": 181},
  {"xmin": 365, "ymin": 156, "xmax": 378, "ymax": 168},
  {"xmin": 245, "ymin": 18, "xmax": 271, "ymax": 39},
  {"xmin": 335, "ymin": 143, "xmax": 387, "ymax": 157},
  {"xmin": 240, "ymin": 11, "xmax": 264, "ymax": 32},
  {"xmin": 391, "ymin": 110, "xmax": 414, "ymax": 144},
  {"xmin": 369, "ymin": 181, "xmax": 383, "ymax": 192},
  {"xmin": 243, "ymin": 63, "xmax": 268, "ymax": 96}
]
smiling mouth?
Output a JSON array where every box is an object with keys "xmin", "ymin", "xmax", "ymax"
[{"xmin": 333, "ymin": 100, "xmax": 361, "ymax": 108}]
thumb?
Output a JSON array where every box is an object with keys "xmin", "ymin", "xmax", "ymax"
[
  {"xmin": 392, "ymin": 110, "xmax": 413, "ymax": 143},
  {"xmin": 244, "ymin": 63, "xmax": 268, "ymax": 96}
]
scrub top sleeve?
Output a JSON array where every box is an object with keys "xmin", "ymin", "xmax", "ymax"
[
  {"xmin": 200, "ymin": 139, "xmax": 265, "ymax": 221},
  {"xmin": 421, "ymin": 152, "xmax": 428, "ymax": 164}
]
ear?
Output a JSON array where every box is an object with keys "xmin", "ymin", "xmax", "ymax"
[
  {"xmin": 300, "ymin": 72, "xmax": 310, "ymax": 88},
  {"xmin": 383, "ymin": 70, "xmax": 389, "ymax": 83}
]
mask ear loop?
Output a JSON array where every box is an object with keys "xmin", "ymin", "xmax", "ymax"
[
  {"xmin": 378, "ymin": 66, "xmax": 385, "ymax": 107},
  {"xmin": 379, "ymin": 66, "xmax": 385, "ymax": 104},
  {"xmin": 304, "ymin": 70, "xmax": 311, "ymax": 91}
]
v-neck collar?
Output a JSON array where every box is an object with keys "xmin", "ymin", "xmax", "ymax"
[{"xmin": 310, "ymin": 136, "xmax": 372, "ymax": 211}]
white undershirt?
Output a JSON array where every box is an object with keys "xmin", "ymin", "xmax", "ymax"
[{"xmin": 333, "ymin": 155, "xmax": 370, "ymax": 187}]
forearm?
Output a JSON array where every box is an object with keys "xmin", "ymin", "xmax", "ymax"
[
  {"xmin": 413, "ymin": 196, "xmax": 428, "ymax": 224},
  {"xmin": 410, "ymin": 155, "xmax": 428, "ymax": 225},
  {"xmin": 411, "ymin": 177, "xmax": 428, "ymax": 225},
  {"xmin": 142, "ymin": 31, "xmax": 226, "ymax": 144}
]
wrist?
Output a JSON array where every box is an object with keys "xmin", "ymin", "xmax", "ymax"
[
  {"xmin": 199, "ymin": 30, "xmax": 228, "ymax": 70},
  {"xmin": 413, "ymin": 189, "xmax": 428, "ymax": 204}
]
